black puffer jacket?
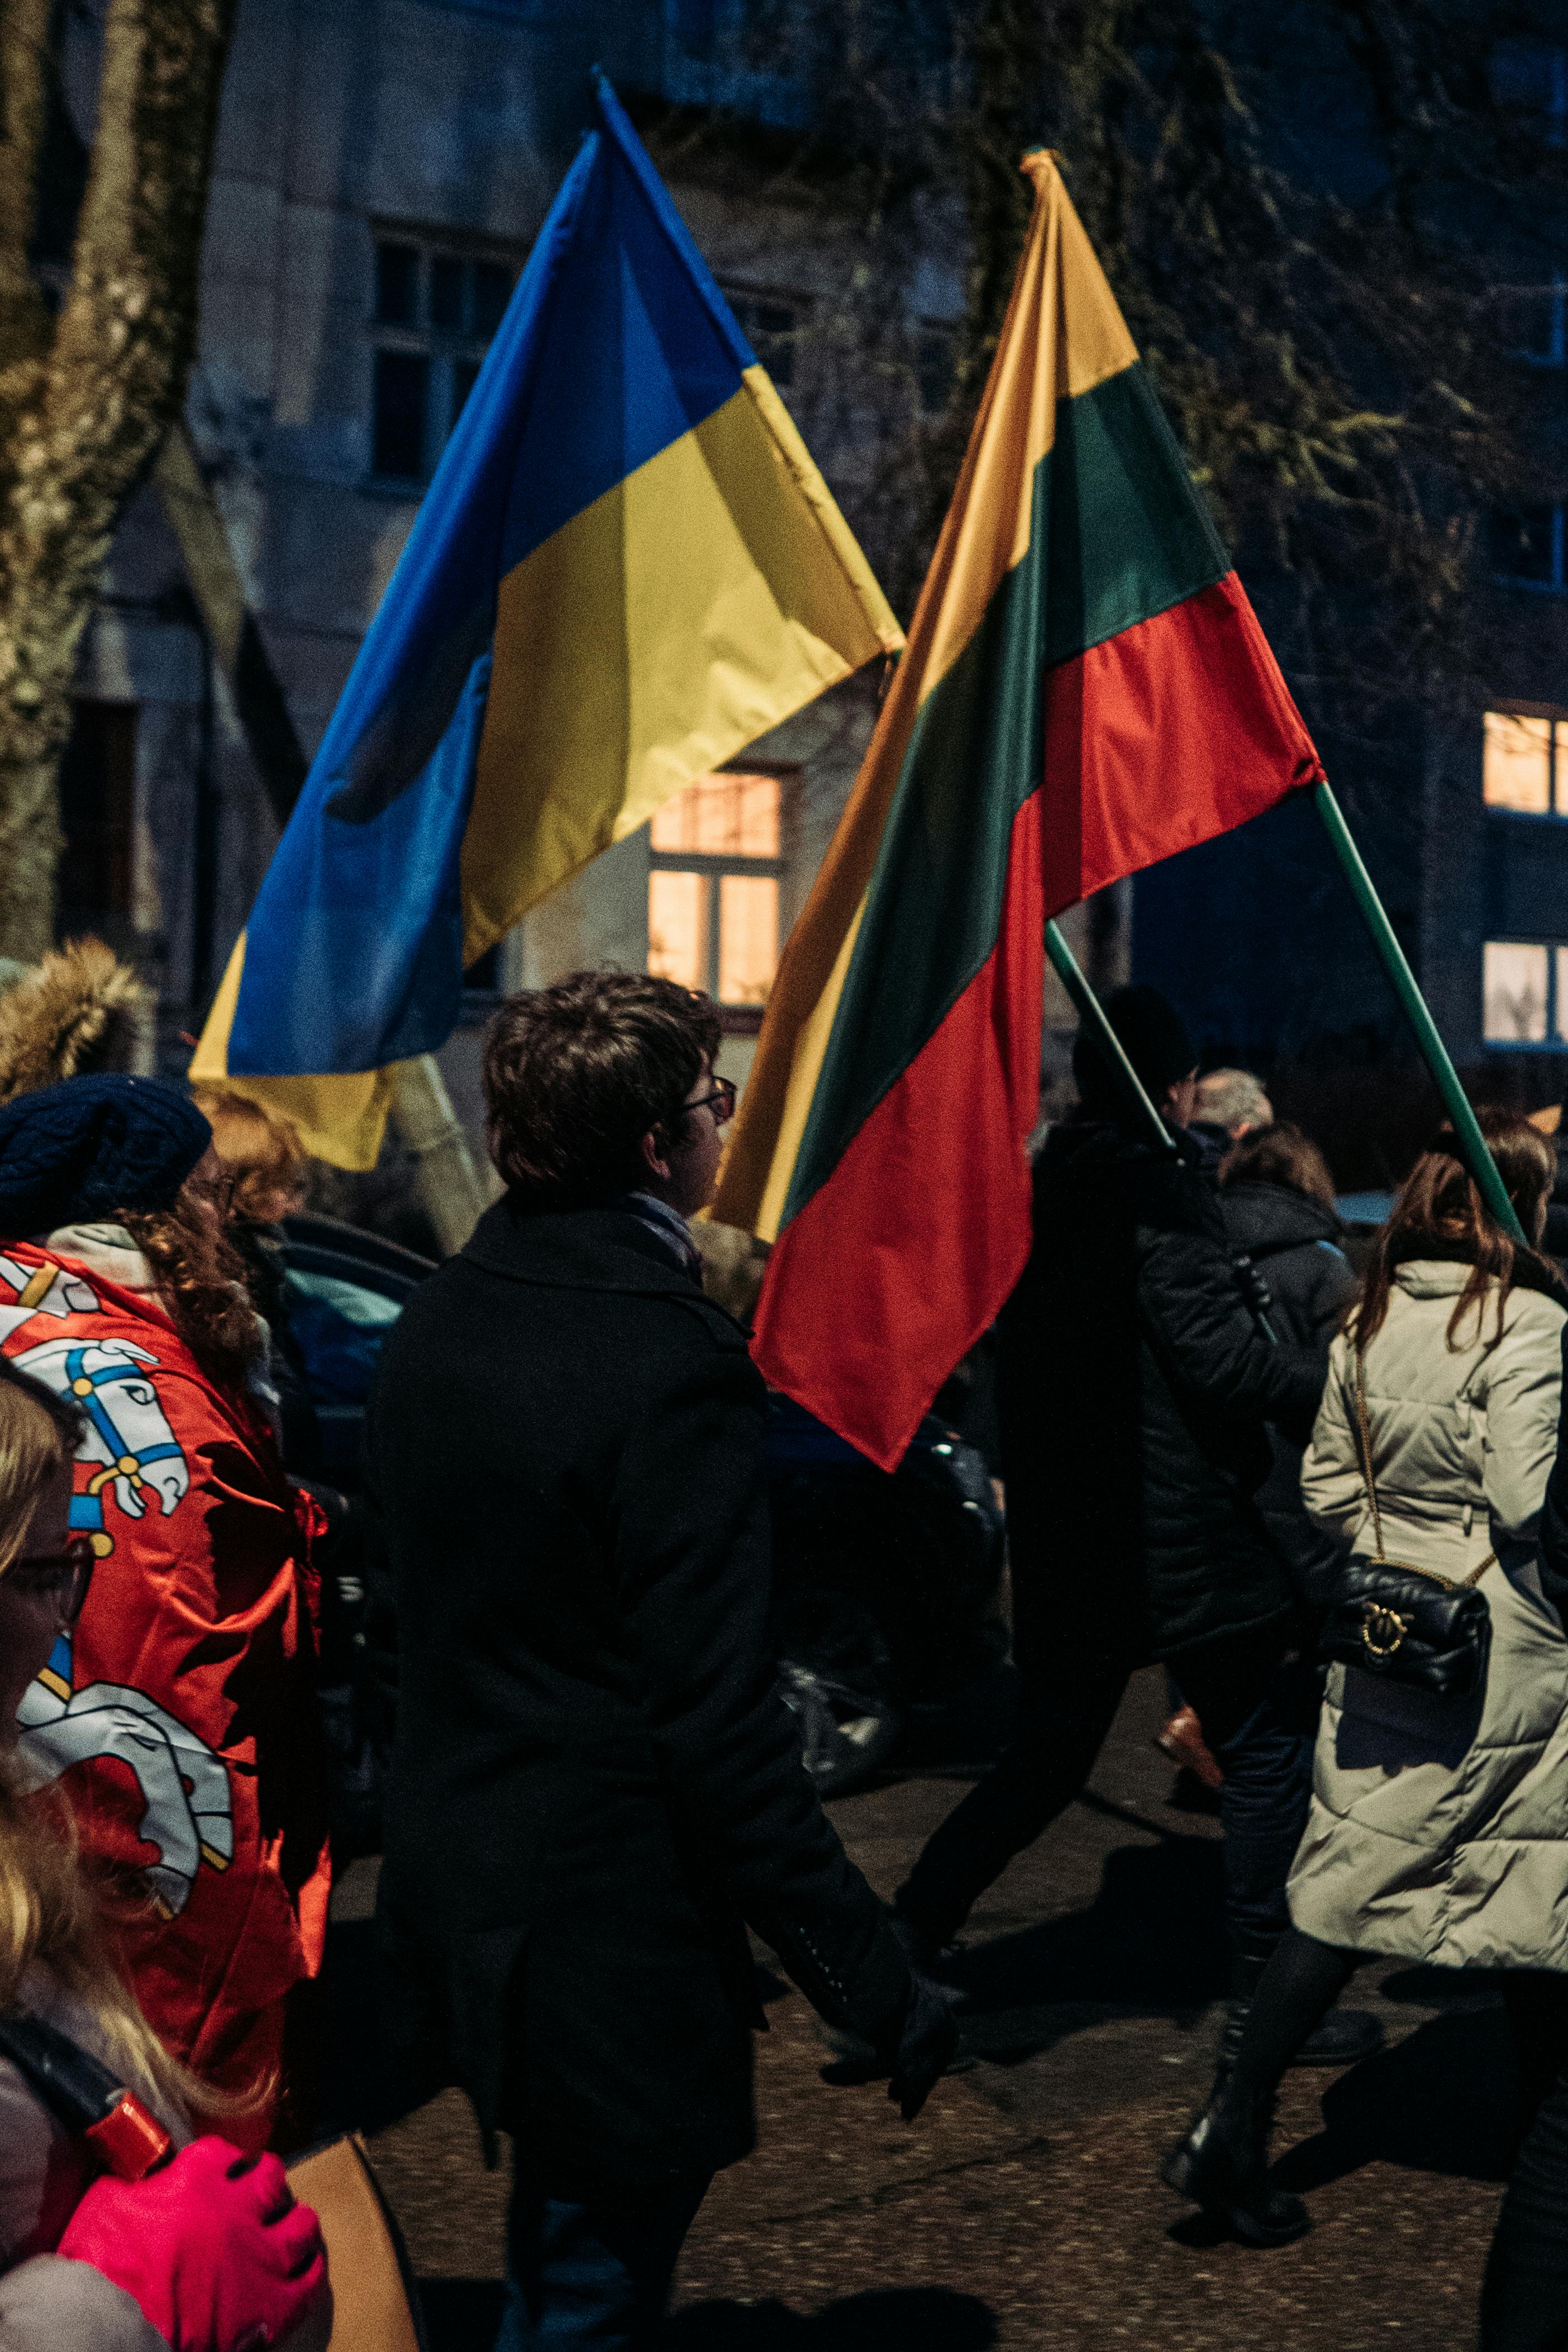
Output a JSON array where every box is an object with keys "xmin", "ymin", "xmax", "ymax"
[
  {"xmin": 1545, "ymin": 1129, "xmax": 1568, "ymax": 1268},
  {"xmin": 1218, "ymin": 1180, "xmax": 1357, "ymax": 1611},
  {"xmin": 997, "ymin": 1119, "xmax": 1324, "ymax": 1668}
]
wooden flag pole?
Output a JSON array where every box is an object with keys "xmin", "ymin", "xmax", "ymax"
[
  {"xmin": 1312, "ymin": 781, "xmax": 1526, "ymax": 1245},
  {"xmin": 387, "ymin": 1056, "xmax": 494, "ymax": 1255},
  {"xmin": 1043, "ymin": 918, "xmax": 1179, "ymax": 1155}
]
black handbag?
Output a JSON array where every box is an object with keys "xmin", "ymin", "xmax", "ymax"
[{"xmin": 1318, "ymin": 1342, "xmax": 1494, "ymax": 1698}]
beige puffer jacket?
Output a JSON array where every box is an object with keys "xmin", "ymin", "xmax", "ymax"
[{"xmin": 1288, "ymin": 1258, "xmax": 1568, "ymax": 1970}]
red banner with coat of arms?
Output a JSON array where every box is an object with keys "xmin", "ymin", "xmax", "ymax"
[{"xmin": 0, "ymin": 1242, "xmax": 329, "ymax": 2142}]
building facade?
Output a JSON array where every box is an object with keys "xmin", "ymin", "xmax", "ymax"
[
  {"xmin": 64, "ymin": 1, "xmax": 1558, "ymax": 1187},
  {"xmin": 1131, "ymin": 21, "xmax": 1568, "ymax": 1170}
]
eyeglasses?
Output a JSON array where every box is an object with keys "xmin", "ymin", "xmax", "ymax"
[
  {"xmin": 7, "ymin": 1535, "xmax": 97, "ymax": 1626},
  {"xmin": 686, "ymin": 1079, "xmax": 737, "ymax": 1127}
]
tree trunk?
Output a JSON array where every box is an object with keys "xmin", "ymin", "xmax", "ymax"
[{"xmin": 0, "ymin": 0, "xmax": 237, "ymax": 961}]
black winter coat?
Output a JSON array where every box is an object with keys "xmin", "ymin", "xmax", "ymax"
[
  {"xmin": 1218, "ymin": 1182, "xmax": 1357, "ymax": 1611},
  {"xmin": 369, "ymin": 1202, "xmax": 908, "ymax": 2193},
  {"xmin": 997, "ymin": 1120, "xmax": 1324, "ymax": 1669},
  {"xmin": 1535, "ymin": 1321, "xmax": 1568, "ymax": 1630}
]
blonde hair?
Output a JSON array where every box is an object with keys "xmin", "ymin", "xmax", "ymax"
[
  {"xmin": 190, "ymin": 1087, "xmax": 306, "ymax": 1224},
  {"xmin": 0, "ymin": 1375, "xmax": 250, "ymax": 2120},
  {"xmin": 0, "ymin": 1375, "xmax": 73, "ymax": 1577}
]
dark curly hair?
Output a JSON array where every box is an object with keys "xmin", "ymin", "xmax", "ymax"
[
  {"xmin": 120, "ymin": 1188, "xmax": 261, "ymax": 1391},
  {"xmin": 483, "ymin": 971, "xmax": 722, "ymax": 1211}
]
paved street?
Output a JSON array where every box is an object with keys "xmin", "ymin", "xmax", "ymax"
[{"xmin": 332, "ymin": 1669, "xmax": 1519, "ymax": 2350}]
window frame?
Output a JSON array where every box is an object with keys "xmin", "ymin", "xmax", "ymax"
[
  {"xmin": 718, "ymin": 282, "xmax": 808, "ymax": 393},
  {"xmin": 1497, "ymin": 279, "xmax": 1568, "ymax": 369},
  {"xmin": 1490, "ymin": 503, "xmax": 1568, "ymax": 594},
  {"xmin": 1483, "ymin": 703, "xmax": 1568, "ymax": 821},
  {"xmin": 1483, "ymin": 936, "xmax": 1568, "ymax": 1053},
  {"xmin": 366, "ymin": 226, "xmax": 519, "ymax": 491},
  {"xmin": 647, "ymin": 763, "xmax": 800, "ymax": 1032}
]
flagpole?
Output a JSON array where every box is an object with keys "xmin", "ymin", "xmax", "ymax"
[
  {"xmin": 1312, "ymin": 780, "xmax": 1525, "ymax": 1245},
  {"xmin": 1043, "ymin": 918, "xmax": 1179, "ymax": 1155},
  {"xmin": 386, "ymin": 1056, "xmax": 493, "ymax": 1254}
]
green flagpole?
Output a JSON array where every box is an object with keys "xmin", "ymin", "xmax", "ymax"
[
  {"xmin": 1043, "ymin": 918, "xmax": 1178, "ymax": 1155},
  {"xmin": 1312, "ymin": 780, "xmax": 1525, "ymax": 1245},
  {"xmin": 1046, "ymin": 916, "xmax": 1286, "ymax": 1342}
]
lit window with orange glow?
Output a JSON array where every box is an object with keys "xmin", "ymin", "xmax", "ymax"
[
  {"xmin": 647, "ymin": 872, "xmax": 708, "ymax": 991},
  {"xmin": 1484, "ymin": 711, "xmax": 1568, "ymax": 814},
  {"xmin": 647, "ymin": 772, "xmax": 789, "ymax": 1010}
]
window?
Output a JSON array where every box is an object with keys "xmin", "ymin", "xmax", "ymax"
[
  {"xmin": 371, "ymin": 351, "xmax": 430, "ymax": 479},
  {"xmin": 668, "ymin": 0, "xmax": 718, "ymax": 53},
  {"xmin": 662, "ymin": 0, "xmax": 807, "ymax": 127},
  {"xmin": 1493, "ymin": 40, "xmax": 1568, "ymax": 143},
  {"xmin": 1497, "ymin": 282, "xmax": 1568, "ymax": 368},
  {"xmin": 723, "ymin": 289, "xmax": 800, "ymax": 389},
  {"xmin": 647, "ymin": 771, "xmax": 792, "ymax": 1013},
  {"xmin": 1484, "ymin": 940, "xmax": 1568, "ymax": 1048},
  {"xmin": 1483, "ymin": 710, "xmax": 1568, "ymax": 815},
  {"xmin": 369, "ymin": 236, "xmax": 517, "ymax": 485},
  {"xmin": 57, "ymin": 702, "xmax": 135, "ymax": 939},
  {"xmin": 1490, "ymin": 504, "xmax": 1567, "ymax": 591}
]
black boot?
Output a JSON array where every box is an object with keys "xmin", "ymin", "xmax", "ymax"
[
  {"xmin": 1220, "ymin": 1949, "xmax": 1383, "ymax": 2078},
  {"xmin": 1160, "ymin": 2078, "xmax": 1310, "ymax": 2248}
]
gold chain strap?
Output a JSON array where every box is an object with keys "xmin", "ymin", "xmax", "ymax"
[{"xmin": 1350, "ymin": 1342, "xmax": 1493, "ymax": 1594}]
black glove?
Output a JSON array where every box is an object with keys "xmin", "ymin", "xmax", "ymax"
[
  {"xmin": 888, "ymin": 1971, "xmax": 960, "ymax": 2121},
  {"xmin": 820, "ymin": 1970, "xmax": 960, "ymax": 2121}
]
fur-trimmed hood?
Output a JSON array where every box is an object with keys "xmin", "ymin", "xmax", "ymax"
[{"xmin": 0, "ymin": 937, "xmax": 147, "ymax": 1103}]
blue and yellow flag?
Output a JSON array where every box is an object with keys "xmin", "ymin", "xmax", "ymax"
[{"xmin": 193, "ymin": 73, "xmax": 902, "ymax": 1167}]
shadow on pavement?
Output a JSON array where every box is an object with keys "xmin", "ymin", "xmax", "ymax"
[
  {"xmin": 949, "ymin": 1833, "xmax": 1228, "ymax": 2063},
  {"xmin": 417, "ymin": 2279, "xmax": 506, "ymax": 2350},
  {"xmin": 664, "ymin": 2288, "xmax": 998, "ymax": 2346},
  {"xmin": 1272, "ymin": 2003, "xmax": 1519, "ymax": 2191},
  {"xmin": 412, "ymin": 2283, "xmax": 997, "ymax": 2351}
]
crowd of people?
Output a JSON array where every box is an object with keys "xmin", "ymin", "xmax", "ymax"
[{"xmin": 1, "ymin": 940, "xmax": 1567, "ymax": 2348}]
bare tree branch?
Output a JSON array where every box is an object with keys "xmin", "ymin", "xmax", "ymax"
[
  {"xmin": 0, "ymin": 0, "xmax": 236, "ymax": 959},
  {"xmin": 0, "ymin": 0, "xmax": 53, "ymax": 373}
]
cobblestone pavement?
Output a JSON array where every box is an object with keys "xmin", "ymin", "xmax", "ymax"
[{"xmin": 337, "ymin": 1669, "xmax": 1518, "ymax": 2350}]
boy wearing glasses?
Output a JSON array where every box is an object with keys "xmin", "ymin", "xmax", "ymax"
[{"xmin": 371, "ymin": 969, "xmax": 951, "ymax": 2352}]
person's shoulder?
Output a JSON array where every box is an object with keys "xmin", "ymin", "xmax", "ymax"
[
  {"xmin": 654, "ymin": 1288, "xmax": 754, "ymax": 1354},
  {"xmin": 1500, "ymin": 1279, "xmax": 1568, "ymax": 1345},
  {"xmin": 0, "ymin": 2249, "xmax": 168, "ymax": 2350},
  {"xmin": 0, "ymin": 2047, "xmax": 69, "ymax": 2272}
]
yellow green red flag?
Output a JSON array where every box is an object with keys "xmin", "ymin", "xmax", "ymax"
[{"xmin": 713, "ymin": 151, "xmax": 1322, "ymax": 1469}]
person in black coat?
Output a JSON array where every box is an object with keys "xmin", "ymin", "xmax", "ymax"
[
  {"xmin": 893, "ymin": 991, "xmax": 1355, "ymax": 2027},
  {"xmin": 1217, "ymin": 1122, "xmax": 1357, "ymax": 1612},
  {"xmin": 371, "ymin": 971, "xmax": 951, "ymax": 2351}
]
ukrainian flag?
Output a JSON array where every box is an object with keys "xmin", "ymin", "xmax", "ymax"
[{"xmin": 192, "ymin": 73, "xmax": 902, "ymax": 1168}]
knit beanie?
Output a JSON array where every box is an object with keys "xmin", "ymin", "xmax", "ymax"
[
  {"xmin": 0, "ymin": 1075, "xmax": 212, "ymax": 1237},
  {"xmin": 1073, "ymin": 985, "xmax": 1195, "ymax": 1119}
]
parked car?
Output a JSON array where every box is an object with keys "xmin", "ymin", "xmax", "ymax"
[
  {"xmin": 767, "ymin": 1396, "xmax": 1010, "ymax": 1797},
  {"xmin": 278, "ymin": 1213, "xmax": 437, "ymax": 1488},
  {"xmin": 276, "ymin": 1216, "xmax": 1012, "ymax": 1811}
]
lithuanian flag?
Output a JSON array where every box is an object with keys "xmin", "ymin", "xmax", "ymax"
[{"xmin": 712, "ymin": 150, "xmax": 1323, "ymax": 1470}]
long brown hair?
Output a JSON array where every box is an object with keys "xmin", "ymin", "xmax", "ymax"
[
  {"xmin": 1351, "ymin": 1108, "xmax": 1557, "ymax": 1353},
  {"xmin": 1219, "ymin": 1120, "xmax": 1337, "ymax": 1210},
  {"xmin": 0, "ymin": 1374, "xmax": 240, "ymax": 2119},
  {"xmin": 120, "ymin": 1185, "xmax": 261, "ymax": 1390}
]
